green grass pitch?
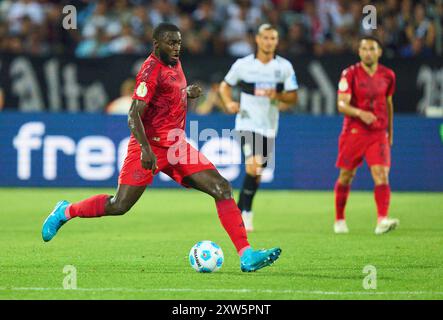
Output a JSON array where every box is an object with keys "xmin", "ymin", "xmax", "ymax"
[{"xmin": 0, "ymin": 188, "xmax": 442, "ymax": 300}]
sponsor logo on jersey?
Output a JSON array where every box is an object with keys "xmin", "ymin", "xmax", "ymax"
[{"xmin": 254, "ymin": 82, "xmax": 275, "ymax": 96}]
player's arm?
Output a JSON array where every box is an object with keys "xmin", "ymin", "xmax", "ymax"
[
  {"xmin": 219, "ymin": 60, "xmax": 241, "ymax": 114},
  {"xmin": 386, "ymin": 71, "xmax": 396, "ymax": 146},
  {"xmin": 128, "ymin": 99, "xmax": 157, "ymax": 173},
  {"xmin": 277, "ymin": 90, "xmax": 298, "ymax": 104},
  {"xmin": 387, "ymin": 95, "xmax": 394, "ymax": 146},
  {"xmin": 273, "ymin": 65, "xmax": 299, "ymax": 110},
  {"xmin": 337, "ymin": 93, "xmax": 376, "ymax": 125},
  {"xmin": 219, "ymin": 81, "xmax": 240, "ymax": 114},
  {"xmin": 268, "ymin": 90, "xmax": 298, "ymax": 111},
  {"xmin": 0, "ymin": 88, "xmax": 4, "ymax": 111}
]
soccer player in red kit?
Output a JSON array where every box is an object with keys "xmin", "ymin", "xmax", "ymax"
[
  {"xmin": 42, "ymin": 23, "xmax": 281, "ymax": 272},
  {"xmin": 334, "ymin": 36, "xmax": 399, "ymax": 235}
]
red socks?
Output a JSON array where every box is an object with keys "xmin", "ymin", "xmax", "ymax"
[
  {"xmin": 215, "ymin": 199, "xmax": 250, "ymax": 255},
  {"xmin": 374, "ymin": 184, "xmax": 390, "ymax": 221},
  {"xmin": 66, "ymin": 194, "xmax": 109, "ymax": 219},
  {"xmin": 334, "ymin": 182, "xmax": 390, "ymax": 222},
  {"xmin": 334, "ymin": 181, "xmax": 350, "ymax": 221}
]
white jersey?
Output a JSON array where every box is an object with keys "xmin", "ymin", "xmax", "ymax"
[{"xmin": 224, "ymin": 54, "xmax": 298, "ymax": 138}]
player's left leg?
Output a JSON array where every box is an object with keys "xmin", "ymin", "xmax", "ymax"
[
  {"xmin": 366, "ymin": 136, "xmax": 399, "ymax": 234},
  {"xmin": 42, "ymin": 140, "xmax": 158, "ymax": 242},
  {"xmin": 370, "ymin": 165, "xmax": 399, "ymax": 234},
  {"xmin": 183, "ymin": 169, "xmax": 249, "ymax": 254},
  {"xmin": 238, "ymin": 155, "xmax": 264, "ymax": 232},
  {"xmin": 182, "ymin": 169, "xmax": 281, "ymax": 272},
  {"xmin": 370, "ymin": 165, "xmax": 390, "ymax": 222},
  {"xmin": 41, "ymin": 184, "xmax": 146, "ymax": 242},
  {"xmin": 237, "ymin": 131, "xmax": 274, "ymax": 232}
]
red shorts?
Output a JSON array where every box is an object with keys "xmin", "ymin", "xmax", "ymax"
[
  {"xmin": 336, "ymin": 131, "xmax": 391, "ymax": 170},
  {"xmin": 118, "ymin": 141, "xmax": 216, "ymax": 187}
]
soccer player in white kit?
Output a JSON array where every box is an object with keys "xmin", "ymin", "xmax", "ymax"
[{"xmin": 219, "ymin": 24, "xmax": 299, "ymax": 232}]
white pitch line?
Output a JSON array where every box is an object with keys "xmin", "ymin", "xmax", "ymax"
[{"xmin": 1, "ymin": 287, "xmax": 443, "ymax": 296}]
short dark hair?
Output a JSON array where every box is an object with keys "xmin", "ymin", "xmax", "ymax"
[
  {"xmin": 153, "ymin": 23, "xmax": 180, "ymax": 41},
  {"xmin": 359, "ymin": 35, "xmax": 382, "ymax": 49}
]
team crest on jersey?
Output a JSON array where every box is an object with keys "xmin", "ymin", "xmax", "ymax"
[
  {"xmin": 136, "ymin": 81, "xmax": 148, "ymax": 97},
  {"xmin": 338, "ymin": 78, "xmax": 348, "ymax": 91}
]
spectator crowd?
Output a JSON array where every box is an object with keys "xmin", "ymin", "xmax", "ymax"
[{"xmin": 0, "ymin": 0, "xmax": 442, "ymax": 58}]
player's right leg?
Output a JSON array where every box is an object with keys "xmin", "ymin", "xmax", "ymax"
[
  {"xmin": 237, "ymin": 131, "xmax": 273, "ymax": 233},
  {"xmin": 182, "ymin": 169, "xmax": 281, "ymax": 272},
  {"xmin": 41, "ymin": 184, "xmax": 146, "ymax": 242},
  {"xmin": 334, "ymin": 132, "xmax": 366, "ymax": 234},
  {"xmin": 333, "ymin": 168, "xmax": 357, "ymax": 234}
]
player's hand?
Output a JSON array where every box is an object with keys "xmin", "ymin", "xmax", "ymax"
[
  {"xmin": 186, "ymin": 84, "xmax": 203, "ymax": 99},
  {"xmin": 358, "ymin": 111, "xmax": 377, "ymax": 125},
  {"xmin": 389, "ymin": 134, "xmax": 393, "ymax": 146},
  {"xmin": 264, "ymin": 89, "xmax": 278, "ymax": 100},
  {"xmin": 225, "ymin": 101, "xmax": 240, "ymax": 114},
  {"xmin": 141, "ymin": 146, "xmax": 158, "ymax": 174}
]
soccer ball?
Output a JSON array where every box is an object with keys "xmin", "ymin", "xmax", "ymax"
[{"xmin": 189, "ymin": 240, "xmax": 224, "ymax": 273}]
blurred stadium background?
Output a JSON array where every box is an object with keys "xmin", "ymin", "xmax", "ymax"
[
  {"xmin": 0, "ymin": 0, "xmax": 442, "ymax": 190},
  {"xmin": 1, "ymin": 0, "xmax": 443, "ymax": 301}
]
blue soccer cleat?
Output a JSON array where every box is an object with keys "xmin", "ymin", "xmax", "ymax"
[
  {"xmin": 240, "ymin": 247, "xmax": 282, "ymax": 272},
  {"xmin": 42, "ymin": 200, "xmax": 70, "ymax": 242}
]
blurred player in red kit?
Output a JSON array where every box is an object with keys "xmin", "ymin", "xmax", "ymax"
[
  {"xmin": 42, "ymin": 23, "xmax": 281, "ymax": 272},
  {"xmin": 334, "ymin": 36, "xmax": 399, "ymax": 235}
]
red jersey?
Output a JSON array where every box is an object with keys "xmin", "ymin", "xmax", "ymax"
[
  {"xmin": 337, "ymin": 62, "xmax": 396, "ymax": 134},
  {"xmin": 131, "ymin": 53, "xmax": 187, "ymax": 147}
]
